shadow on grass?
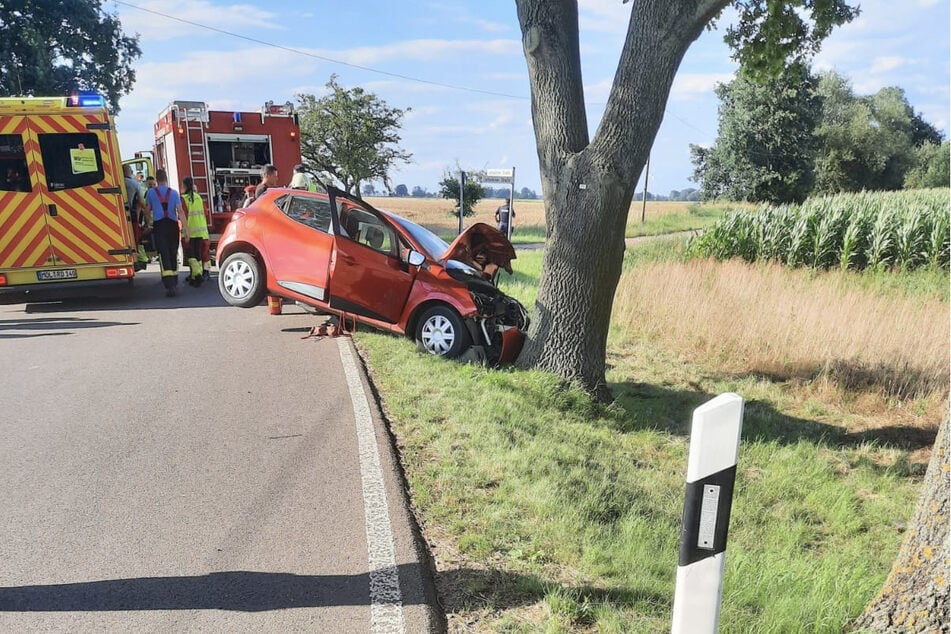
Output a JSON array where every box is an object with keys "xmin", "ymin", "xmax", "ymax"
[
  {"xmin": 609, "ymin": 380, "xmax": 938, "ymax": 454},
  {"xmin": 436, "ymin": 567, "xmax": 668, "ymax": 615}
]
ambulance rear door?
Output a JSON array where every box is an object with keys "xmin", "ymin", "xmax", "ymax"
[
  {"xmin": 0, "ymin": 115, "xmax": 53, "ymax": 272},
  {"xmin": 32, "ymin": 110, "xmax": 136, "ymax": 274}
]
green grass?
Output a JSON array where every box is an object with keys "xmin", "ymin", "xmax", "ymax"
[{"xmin": 354, "ymin": 247, "xmax": 924, "ymax": 632}]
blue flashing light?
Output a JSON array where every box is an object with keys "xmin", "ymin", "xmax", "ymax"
[{"xmin": 67, "ymin": 91, "xmax": 106, "ymax": 108}]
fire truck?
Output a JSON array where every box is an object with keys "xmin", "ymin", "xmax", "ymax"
[{"xmin": 152, "ymin": 99, "xmax": 302, "ymax": 249}]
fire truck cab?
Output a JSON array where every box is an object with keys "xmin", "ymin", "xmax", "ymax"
[
  {"xmin": 152, "ymin": 100, "xmax": 302, "ymax": 252},
  {"xmin": 0, "ymin": 92, "xmax": 138, "ymax": 288}
]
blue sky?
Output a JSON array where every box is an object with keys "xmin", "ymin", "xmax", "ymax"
[{"xmin": 110, "ymin": 0, "xmax": 950, "ymax": 197}]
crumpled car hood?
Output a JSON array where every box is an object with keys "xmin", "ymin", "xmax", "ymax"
[{"xmin": 440, "ymin": 222, "xmax": 517, "ymax": 275}]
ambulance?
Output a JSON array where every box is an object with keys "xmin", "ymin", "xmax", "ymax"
[{"xmin": 0, "ymin": 92, "xmax": 139, "ymax": 288}]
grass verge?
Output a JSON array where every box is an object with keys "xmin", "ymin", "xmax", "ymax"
[{"xmin": 353, "ymin": 241, "xmax": 944, "ymax": 632}]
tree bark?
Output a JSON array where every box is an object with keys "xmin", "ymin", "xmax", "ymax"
[
  {"xmin": 850, "ymin": 415, "xmax": 949, "ymax": 633},
  {"xmin": 514, "ymin": 0, "xmax": 728, "ymax": 396}
]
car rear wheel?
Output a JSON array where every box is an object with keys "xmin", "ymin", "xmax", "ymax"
[
  {"xmin": 219, "ymin": 252, "xmax": 266, "ymax": 308},
  {"xmin": 415, "ymin": 305, "xmax": 471, "ymax": 358}
]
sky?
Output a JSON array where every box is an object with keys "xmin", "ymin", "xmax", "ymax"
[{"xmin": 110, "ymin": 0, "xmax": 950, "ymax": 198}]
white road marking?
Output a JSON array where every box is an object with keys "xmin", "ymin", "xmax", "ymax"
[{"xmin": 338, "ymin": 339, "xmax": 406, "ymax": 634}]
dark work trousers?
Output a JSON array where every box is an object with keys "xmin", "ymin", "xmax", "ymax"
[{"xmin": 153, "ymin": 218, "xmax": 180, "ymax": 290}]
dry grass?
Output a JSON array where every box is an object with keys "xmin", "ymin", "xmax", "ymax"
[
  {"xmin": 613, "ymin": 258, "xmax": 950, "ymax": 407},
  {"xmin": 365, "ymin": 196, "xmax": 695, "ymax": 236}
]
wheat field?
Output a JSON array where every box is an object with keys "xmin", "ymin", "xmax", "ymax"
[{"xmin": 365, "ymin": 196, "xmax": 695, "ymax": 235}]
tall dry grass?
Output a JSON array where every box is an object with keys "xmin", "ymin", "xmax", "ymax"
[
  {"xmin": 613, "ymin": 259, "xmax": 950, "ymax": 401},
  {"xmin": 364, "ymin": 196, "xmax": 697, "ymax": 235}
]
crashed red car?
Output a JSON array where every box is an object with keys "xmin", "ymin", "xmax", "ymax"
[{"xmin": 216, "ymin": 187, "xmax": 529, "ymax": 363}]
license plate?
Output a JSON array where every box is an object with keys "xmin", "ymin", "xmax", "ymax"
[{"xmin": 37, "ymin": 268, "xmax": 78, "ymax": 281}]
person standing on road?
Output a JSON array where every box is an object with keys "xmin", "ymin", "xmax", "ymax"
[
  {"xmin": 181, "ymin": 176, "xmax": 211, "ymax": 286},
  {"xmin": 122, "ymin": 164, "xmax": 149, "ymax": 271},
  {"xmin": 144, "ymin": 169, "xmax": 184, "ymax": 297},
  {"xmin": 495, "ymin": 198, "xmax": 514, "ymax": 238},
  {"xmin": 254, "ymin": 164, "xmax": 279, "ymax": 201}
]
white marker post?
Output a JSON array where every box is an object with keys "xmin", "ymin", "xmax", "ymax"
[{"xmin": 671, "ymin": 393, "xmax": 744, "ymax": 634}]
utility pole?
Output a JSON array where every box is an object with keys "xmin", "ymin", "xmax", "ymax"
[
  {"xmin": 641, "ymin": 155, "xmax": 650, "ymax": 224},
  {"xmin": 458, "ymin": 171, "xmax": 466, "ymax": 235}
]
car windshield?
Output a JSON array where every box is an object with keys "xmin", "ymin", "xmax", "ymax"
[{"xmin": 389, "ymin": 214, "xmax": 450, "ymax": 260}]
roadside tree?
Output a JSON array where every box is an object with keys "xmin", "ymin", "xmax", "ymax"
[
  {"xmin": 438, "ymin": 174, "xmax": 485, "ymax": 217},
  {"xmin": 0, "ymin": 0, "xmax": 140, "ymax": 112},
  {"xmin": 296, "ymin": 75, "xmax": 412, "ymax": 195},
  {"xmin": 850, "ymin": 416, "xmax": 949, "ymax": 632},
  {"xmin": 905, "ymin": 141, "xmax": 951, "ymax": 189},
  {"xmin": 513, "ymin": 0, "xmax": 856, "ymax": 397},
  {"xmin": 690, "ymin": 63, "xmax": 820, "ymax": 204}
]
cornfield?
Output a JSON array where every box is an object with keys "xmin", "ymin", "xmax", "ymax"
[{"xmin": 689, "ymin": 189, "xmax": 951, "ymax": 271}]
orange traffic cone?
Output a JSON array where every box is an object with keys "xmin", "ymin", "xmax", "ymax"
[{"xmin": 267, "ymin": 295, "xmax": 283, "ymax": 315}]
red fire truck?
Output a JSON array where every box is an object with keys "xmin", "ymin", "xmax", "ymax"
[{"xmin": 152, "ymin": 99, "xmax": 302, "ymax": 249}]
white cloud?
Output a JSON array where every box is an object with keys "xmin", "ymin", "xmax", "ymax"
[
  {"xmin": 117, "ymin": 0, "xmax": 283, "ymax": 42},
  {"xmin": 671, "ymin": 73, "xmax": 733, "ymax": 100},
  {"xmin": 868, "ymin": 56, "xmax": 909, "ymax": 74},
  {"xmin": 338, "ymin": 39, "xmax": 520, "ymax": 66}
]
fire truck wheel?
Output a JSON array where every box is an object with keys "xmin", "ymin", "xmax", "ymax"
[{"xmin": 219, "ymin": 252, "xmax": 267, "ymax": 308}]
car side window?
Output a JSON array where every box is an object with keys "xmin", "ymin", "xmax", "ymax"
[
  {"xmin": 339, "ymin": 207, "xmax": 394, "ymax": 256},
  {"xmin": 286, "ymin": 195, "xmax": 332, "ymax": 233}
]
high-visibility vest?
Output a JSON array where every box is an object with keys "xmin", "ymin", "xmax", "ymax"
[{"xmin": 182, "ymin": 192, "xmax": 209, "ymax": 239}]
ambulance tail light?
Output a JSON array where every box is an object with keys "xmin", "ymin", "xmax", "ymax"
[
  {"xmin": 0, "ymin": 273, "xmax": 7, "ymax": 286},
  {"xmin": 105, "ymin": 266, "xmax": 132, "ymax": 279},
  {"xmin": 67, "ymin": 91, "xmax": 106, "ymax": 108}
]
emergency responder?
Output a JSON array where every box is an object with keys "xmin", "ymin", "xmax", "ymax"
[
  {"xmin": 253, "ymin": 164, "xmax": 279, "ymax": 200},
  {"xmin": 181, "ymin": 176, "xmax": 211, "ymax": 286},
  {"xmin": 144, "ymin": 169, "xmax": 184, "ymax": 297},
  {"xmin": 123, "ymin": 164, "xmax": 149, "ymax": 271},
  {"xmin": 288, "ymin": 164, "xmax": 311, "ymax": 189}
]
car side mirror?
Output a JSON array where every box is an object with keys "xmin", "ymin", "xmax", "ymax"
[{"xmin": 407, "ymin": 250, "xmax": 425, "ymax": 267}]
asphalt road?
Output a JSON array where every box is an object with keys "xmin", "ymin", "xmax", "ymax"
[{"xmin": 0, "ymin": 268, "xmax": 440, "ymax": 633}]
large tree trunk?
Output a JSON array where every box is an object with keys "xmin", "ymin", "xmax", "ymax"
[
  {"xmin": 514, "ymin": 0, "xmax": 727, "ymax": 396},
  {"xmin": 851, "ymin": 415, "xmax": 949, "ymax": 633}
]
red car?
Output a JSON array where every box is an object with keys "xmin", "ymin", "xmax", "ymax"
[{"xmin": 216, "ymin": 187, "xmax": 529, "ymax": 363}]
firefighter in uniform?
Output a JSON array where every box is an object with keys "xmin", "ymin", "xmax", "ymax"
[
  {"xmin": 144, "ymin": 169, "xmax": 184, "ymax": 297},
  {"xmin": 181, "ymin": 176, "xmax": 211, "ymax": 286}
]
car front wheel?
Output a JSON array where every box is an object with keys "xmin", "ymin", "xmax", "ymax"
[
  {"xmin": 415, "ymin": 305, "xmax": 472, "ymax": 358},
  {"xmin": 219, "ymin": 252, "xmax": 267, "ymax": 308}
]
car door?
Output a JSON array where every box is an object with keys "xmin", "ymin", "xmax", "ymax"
[
  {"xmin": 327, "ymin": 189, "xmax": 415, "ymax": 324},
  {"xmin": 260, "ymin": 193, "xmax": 333, "ymax": 303},
  {"xmin": 0, "ymin": 118, "xmax": 52, "ymax": 271}
]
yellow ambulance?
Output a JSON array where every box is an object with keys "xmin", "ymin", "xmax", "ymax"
[{"xmin": 0, "ymin": 92, "xmax": 139, "ymax": 288}]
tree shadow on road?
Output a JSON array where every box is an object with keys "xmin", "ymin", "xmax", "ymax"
[{"xmin": 0, "ymin": 567, "xmax": 426, "ymax": 612}]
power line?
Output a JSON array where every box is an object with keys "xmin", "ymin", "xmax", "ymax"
[
  {"xmin": 113, "ymin": 0, "xmax": 530, "ymax": 101},
  {"xmin": 114, "ymin": 1, "xmax": 718, "ymax": 141}
]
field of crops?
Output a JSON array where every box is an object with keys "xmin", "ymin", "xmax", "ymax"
[{"xmin": 690, "ymin": 189, "xmax": 951, "ymax": 271}]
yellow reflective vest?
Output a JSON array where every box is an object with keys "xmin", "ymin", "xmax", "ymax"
[{"xmin": 182, "ymin": 192, "xmax": 209, "ymax": 239}]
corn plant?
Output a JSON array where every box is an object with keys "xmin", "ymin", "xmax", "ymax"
[{"xmin": 690, "ymin": 188, "xmax": 950, "ymax": 273}]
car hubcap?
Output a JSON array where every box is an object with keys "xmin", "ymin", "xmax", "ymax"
[
  {"xmin": 421, "ymin": 314, "xmax": 455, "ymax": 355},
  {"xmin": 223, "ymin": 260, "xmax": 254, "ymax": 299}
]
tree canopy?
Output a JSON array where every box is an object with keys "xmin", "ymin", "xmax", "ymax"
[
  {"xmin": 438, "ymin": 173, "xmax": 485, "ymax": 217},
  {"xmin": 0, "ymin": 0, "xmax": 140, "ymax": 112},
  {"xmin": 692, "ymin": 69, "xmax": 945, "ymax": 201},
  {"xmin": 690, "ymin": 63, "xmax": 820, "ymax": 204},
  {"xmin": 296, "ymin": 75, "xmax": 412, "ymax": 195}
]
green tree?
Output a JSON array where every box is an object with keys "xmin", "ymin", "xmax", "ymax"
[
  {"xmin": 814, "ymin": 73, "xmax": 942, "ymax": 193},
  {"xmin": 438, "ymin": 173, "xmax": 485, "ymax": 217},
  {"xmin": 296, "ymin": 75, "xmax": 412, "ymax": 195},
  {"xmin": 905, "ymin": 141, "xmax": 951, "ymax": 189},
  {"xmin": 0, "ymin": 0, "xmax": 140, "ymax": 112},
  {"xmin": 393, "ymin": 183, "xmax": 408, "ymax": 197},
  {"xmin": 690, "ymin": 63, "xmax": 820, "ymax": 203},
  {"xmin": 513, "ymin": 0, "xmax": 856, "ymax": 398}
]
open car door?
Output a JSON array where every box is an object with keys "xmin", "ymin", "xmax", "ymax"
[{"xmin": 326, "ymin": 188, "xmax": 415, "ymax": 323}]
